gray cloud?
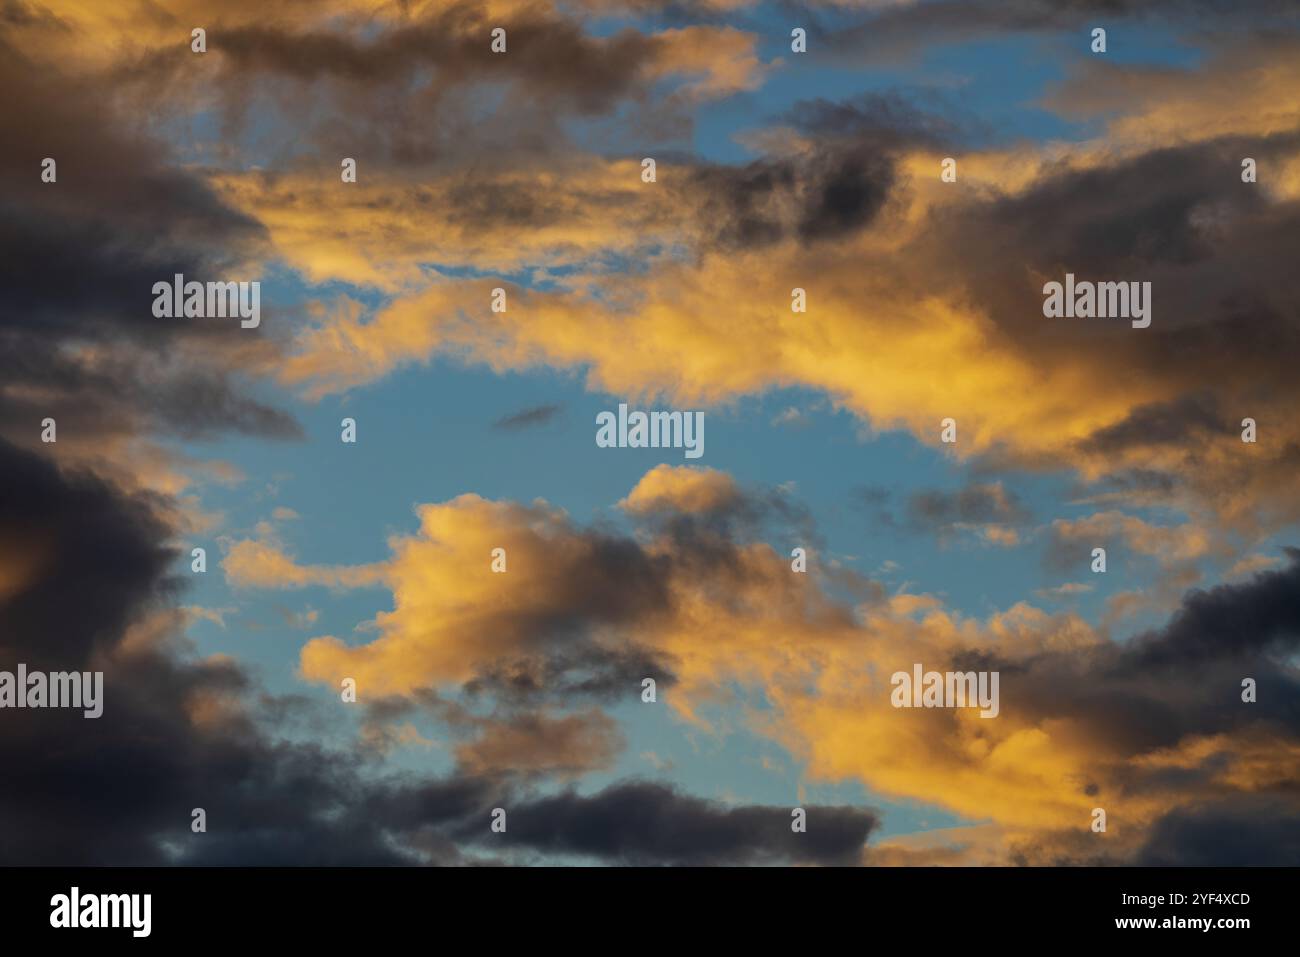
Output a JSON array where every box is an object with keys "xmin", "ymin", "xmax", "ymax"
[
  {"xmin": 1138, "ymin": 796, "xmax": 1300, "ymax": 866},
  {"xmin": 907, "ymin": 481, "xmax": 1033, "ymax": 530},
  {"xmin": 493, "ymin": 404, "xmax": 564, "ymax": 431},
  {"xmin": 469, "ymin": 781, "xmax": 878, "ymax": 865},
  {"xmin": 0, "ymin": 38, "xmax": 299, "ymax": 447}
]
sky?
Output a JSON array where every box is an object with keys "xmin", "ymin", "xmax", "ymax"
[{"xmin": 2, "ymin": 0, "xmax": 1300, "ymax": 866}]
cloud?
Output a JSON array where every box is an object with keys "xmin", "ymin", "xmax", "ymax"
[
  {"xmin": 259, "ymin": 35, "xmax": 1300, "ymax": 539},
  {"xmin": 1046, "ymin": 510, "xmax": 1214, "ymax": 565},
  {"xmin": 1226, "ymin": 553, "xmax": 1283, "ymax": 580},
  {"xmin": 905, "ymin": 481, "xmax": 1032, "ymax": 546},
  {"xmin": 452, "ymin": 708, "xmax": 626, "ymax": 778},
  {"xmin": 1035, "ymin": 582, "xmax": 1093, "ymax": 600},
  {"xmin": 223, "ymin": 539, "xmax": 386, "ymax": 590},
  {"xmin": 289, "ymin": 494, "xmax": 679, "ymax": 694},
  {"xmin": 1043, "ymin": 33, "xmax": 1300, "ymax": 150},
  {"xmin": 493, "ymin": 404, "xmax": 563, "ymax": 431},
  {"xmin": 619, "ymin": 464, "xmax": 742, "ymax": 515},
  {"xmin": 0, "ymin": 437, "xmax": 399, "ymax": 864},
  {"xmin": 95, "ymin": 3, "xmax": 768, "ymax": 168},
  {"xmin": 488, "ymin": 781, "xmax": 878, "ymax": 865},
  {"xmin": 1075, "ymin": 393, "xmax": 1234, "ymax": 456},
  {"xmin": 276, "ymin": 475, "xmax": 1300, "ymax": 858},
  {"xmin": 0, "ymin": 34, "xmax": 299, "ymax": 496},
  {"xmin": 1137, "ymin": 795, "xmax": 1300, "ymax": 866},
  {"xmin": 0, "ymin": 439, "xmax": 859, "ymax": 866},
  {"xmin": 1124, "ymin": 547, "xmax": 1300, "ymax": 667},
  {"xmin": 822, "ymin": 0, "xmax": 1300, "ymax": 65},
  {"xmin": 222, "ymin": 468, "xmax": 1300, "ymax": 863},
  {"xmin": 212, "ymin": 159, "xmax": 675, "ymax": 292},
  {"xmin": 685, "ymin": 140, "xmax": 899, "ymax": 250}
]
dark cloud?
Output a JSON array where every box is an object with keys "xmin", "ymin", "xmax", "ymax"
[
  {"xmin": 0, "ymin": 438, "xmax": 390, "ymax": 864},
  {"xmin": 627, "ymin": 473, "xmax": 824, "ymax": 553},
  {"xmin": 853, "ymin": 480, "xmax": 1031, "ymax": 541},
  {"xmin": 906, "ymin": 481, "xmax": 1032, "ymax": 531},
  {"xmin": 493, "ymin": 404, "xmax": 564, "ymax": 431},
  {"xmin": 1125, "ymin": 547, "xmax": 1300, "ymax": 668},
  {"xmin": 787, "ymin": 89, "xmax": 974, "ymax": 148},
  {"xmin": 1077, "ymin": 393, "xmax": 1232, "ymax": 455},
  {"xmin": 212, "ymin": 10, "xmax": 657, "ymax": 102},
  {"xmin": 474, "ymin": 781, "xmax": 878, "ymax": 865},
  {"xmin": 685, "ymin": 142, "xmax": 897, "ymax": 250},
  {"xmin": 899, "ymin": 124, "xmax": 1300, "ymax": 526},
  {"xmin": 0, "ymin": 446, "xmax": 393, "ymax": 865},
  {"xmin": 0, "ymin": 38, "xmax": 266, "ymax": 336},
  {"xmin": 0, "ymin": 38, "xmax": 299, "ymax": 447},
  {"xmin": 107, "ymin": 2, "xmax": 723, "ymax": 168},
  {"xmin": 993, "ymin": 549, "xmax": 1300, "ymax": 761},
  {"xmin": 462, "ymin": 641, "xmax": 679, "ymax": 705},
  {"xmin": 821, "ymin": 0, "xmax": 1300, "ymax": 64},
  {"xmin": 0, "ymin": 439, "xmax": 173, "ymax": 669},
  {"xmin": 918, "ymin": 131, "xmax": 1300, "ymax": 356},
  {"xmin": 676, "ymin": 87, "xmax": 972, "ymax": 251},
  {"xmin": 1138, "ymin": 796, "xmax": 1300, "ymax": 866},
  {"xmin": 1070, "ymin": 468, "xmax": 1179, "ymax": 506}
]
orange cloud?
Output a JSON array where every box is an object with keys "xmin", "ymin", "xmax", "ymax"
[
  {"xmin": 454, "ymin": 709, "xmax": 625, "ymax": 777},
  {"xmin": 223, "ymin": 539, "xmax": 386, "ymax": 590},
  {"xmin": 619, "ymin": 465, "xmax": 741, "ymax": 515},
  {"xmin": 217, "ymin": 468, "xmax": 1300, "ymax": 861}
]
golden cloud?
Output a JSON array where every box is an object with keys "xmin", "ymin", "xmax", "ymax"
[{"xmin": 216, "ymin": 468, "xmax": 1299, "ymax": 861}]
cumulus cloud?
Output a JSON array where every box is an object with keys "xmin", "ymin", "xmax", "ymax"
[
  {"xmin": 212, "ymin": 465, "xmax": 1300, "ymax": 863},
  {"xmin": 1, "ymin": 441, "xmax": 870, "ymax": 866}
]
